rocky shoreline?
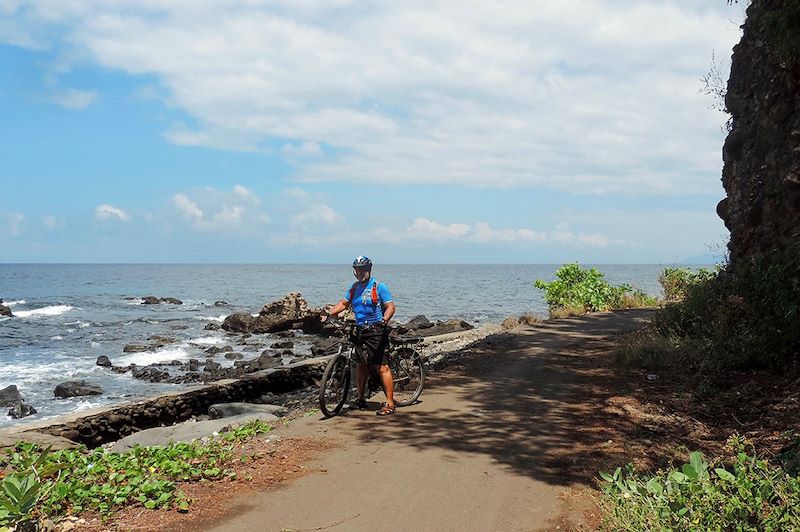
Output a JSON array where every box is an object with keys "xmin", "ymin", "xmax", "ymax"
[{"xmin": 1, "ymin": 292, "xmax": 531, "ymax": 450}]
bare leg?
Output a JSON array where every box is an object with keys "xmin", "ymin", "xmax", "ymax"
[
  {"xmin": 356, "ymin": 362, "xmax": 368, "ymax": 400},
  {"xmin": 375, "ymin": 364, "xmax": 394, "ymax": 408}
]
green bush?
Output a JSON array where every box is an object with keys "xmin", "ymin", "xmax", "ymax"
[
  {"xmin": 599, "ymin": 437, "xmax": 800, "ymax": 531},
  {"xmin": 535, "ymin": 263, "xmax": 655, "ymax": 317},
  {"xmin": 658, "ymin": 267, "xmax": 717, "ymax": 301},
  {"xmin": 0, "ymin": 420, "xmax": 272, "ymax": 528},
  {"xmin": 653, "ymin": 243, "xmax": 800, "ymax": 371}
]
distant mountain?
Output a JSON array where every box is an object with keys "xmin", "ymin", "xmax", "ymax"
[{"xmin": 679, "ymin": 253, "xmax": 723, "ymax": 265}]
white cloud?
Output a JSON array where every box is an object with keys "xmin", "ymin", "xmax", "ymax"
[
  {"xmin": 171, "ymin": 186, "xmax": 270, "ymax": 232},
  {"xmin": 376, "ymin": 218, "xmax": 620, "ymax": 247},
  {"xmin": 4, "ymin": 212, "xmax": 25, "ymax": 236},
  {"xmin": 173, "ymin": 194, "xmax": 203, "ymax": 221},
  {"xmin": 2, "ymin": 1, "xmax": 744, "ymax": 194},
  {"xmin": 51, "ymin": 88, "xmax": 97, "ymax": 109},
  {"xmin": 272, "ymin": 216, "xmax": 627, "ymax": 249},
  {"xmin": 283, "ymin": 188, "xmax": 342, "ymax": 227},
  {"xmin": 40, "ymin": 215, "xmax": 63, "ymax": 229},
  {"xmin": 233, "ymin": 185, "xmax": 261, "ymax": 205},
  {"xmin": 95, "ymin": 204, "xmax": 130, "ymax": 222}
]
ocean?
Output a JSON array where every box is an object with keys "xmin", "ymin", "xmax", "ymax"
[{"xmin": 0, "ymin": 263, "xmax": 685, "ymax": 428}]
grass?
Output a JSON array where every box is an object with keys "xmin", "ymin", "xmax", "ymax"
[{"xmin": 0, "ymin": 419, "xmax": 273, "ymax": 530}]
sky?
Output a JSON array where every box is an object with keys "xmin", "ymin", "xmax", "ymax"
[{"xmin": 0, "ymin": 1, "xmax": 747, "ymax": 264}]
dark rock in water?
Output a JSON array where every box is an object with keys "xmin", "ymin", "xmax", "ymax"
[
  {"xmin": 214, "ymin": 301, "xmax": 228, "ymax": 307},
  {"xmin": 0, "ymin": 385, "xmax": 23, "ymax": 407},
  {"xmin": 242, "ymin": 345, "xmax": 261, "ymax": 352},
  {"xmin": 123, "ymin": 343, "xmax": 150, "ymax": 353},
  {"xmin": 0, "ymin": 304, "xmax": 12, "ymax": 317},
  {"xmin": 271, "ymin": 340, "xmax": 294, "ymax": 349},
  {"xmin": 205, "ymin": 346, "xmax": 233, "ymax": 356},
  {"xmin": 204, "ymin": 323, "xmax": 221, "ymax": 331},
  {"xmin": 415, "ymin": 319, "xmax": 475, "ymax": 337},
  {"xmin": 204, "ymin": 360, "xmax": 221, "ymax": 372},
  {"xmin": 310, "ymin": 336, "xmax": 340, "ymax": 357},
  {"xmin": 222, "ymin": 292, "xmax": 319, "ymax": 334},
  {"xmin": 122, "ymin": 296, "xmax": 137, "ymax": 300},
  {"xmin": 406, "ymin": 315, "xmax": 433, "ymax": 329},
  {"xmin": 246, "ymin": 353, "xmax": 283, "ymax": 371},
  {"xmin": 224, "ymin": 352, "xmax": 244, "ymax": 360},
  {"xmin": 274, "ymin": 330, "xmax": 294, "ymax": 338},
  {"xmin": 141, "ymin": 296, "xmax": 182, "ymax": 305},
  {"xmin": 111, "ymin": 365, "xmax": 133, "ymax": 374},
  {"xmin": 54, "ymin": 381, "xmax": 103, "ymax": 398},
  {"xmin": 131, "ymin": 367, "xmax": 169, "ymax": 382},
  {"xmin": 187, "ymin": 359, "xmax": 201, "ymax": 372},
  {"xmin": 96, "ymin": 355, "xmax": 112, "ymax": 367},
  {"xmin": 8, "ymin": 402, "xmax": 36, "ymax": 419},
  {"xmin": 147, "ymin": 335, "xmax": 178, "ymax": 345}
]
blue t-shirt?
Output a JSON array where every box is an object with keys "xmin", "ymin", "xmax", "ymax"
[{"xmin": 345, "ymin": 278, "xmax": 392, "ymax": 325}]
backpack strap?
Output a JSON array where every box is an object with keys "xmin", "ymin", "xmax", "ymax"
[
  {"xmin": 348, "ymin": 280, "xmax": 380, "ymax": 306},
  {"xmin": 371, "ymin": 281, "xmax": 379, "ymax": 305}
]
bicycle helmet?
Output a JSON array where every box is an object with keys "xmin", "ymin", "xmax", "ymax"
[{"xmin": 352, "ymin": 255, "xmax": 372, "ymax": 269}]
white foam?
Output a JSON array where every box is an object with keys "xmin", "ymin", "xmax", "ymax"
[
  {"xmin": 14, "ymin": 305, "xmax": 73, "ymax": 318},
  {"xmin": 4, "ymin": 300, "xmax": 25, "ymax": 307},
  {"xmin": 189, "ymin": 336, "xmax": 224, "ymax": 346},
  {"xmin": 65, "ymin": 320, "xmax": 90, "ymax": 328},
  {"xmin": 72, "ymin": 400, "xmax": 101, "ymax": 412},
  {"xmin": 196, "ymin": 314, "xmax": 228, "ymax": 323},
  {"xmin": 117, "ymin": 346, "xmax": 191, "ymax": 366},
  {"xmin": 51, "ymin": 335, "xmax": 64, "ymax": 341}
]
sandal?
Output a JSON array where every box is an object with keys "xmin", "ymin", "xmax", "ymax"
[
  {"xmin": 376, "ymin": 404, "xmax": 396, "ymax": 416},
  {"xmin": 352, "ymin": 397, "xmax": 368, "ymax": 410}
]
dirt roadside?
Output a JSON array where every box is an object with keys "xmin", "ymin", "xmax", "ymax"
[{"xmin": 145, "ymin": 309, "xmax": 654, "ymax": 532}]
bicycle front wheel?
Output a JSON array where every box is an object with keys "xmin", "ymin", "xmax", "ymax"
[
  {"xmin": 319, "ymin": 354, "xmax": 350, "ymax": 417},
  {"xmin": 391, "ymin": 348, "xmax": 425, "ymax": 407}
]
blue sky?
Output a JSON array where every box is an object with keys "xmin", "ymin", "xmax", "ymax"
[{"xmin": 0, "ymin": 1, "xmax": 746, "ymax": 263}]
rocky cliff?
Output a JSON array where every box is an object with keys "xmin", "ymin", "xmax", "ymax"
[{"xmin": 718, "ymin": 0, "xmax": 800, "ymax": 267}]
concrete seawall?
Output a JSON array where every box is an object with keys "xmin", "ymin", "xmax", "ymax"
[{"xmin": 1, "ymin": 357, "xmax": 329, "ymax": 449}]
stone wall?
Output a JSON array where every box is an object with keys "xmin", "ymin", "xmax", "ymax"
[
  {"xmin": 29, "ymin": 358, "xmax": 327, "ymax": 448},
  {"xmin": 719, "ymin": 0, "xmax": 800, "ymax": 267}
]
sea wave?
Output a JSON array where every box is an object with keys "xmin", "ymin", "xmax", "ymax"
[
  {"xmin": 4, "ymin": 300, "xmax": 26, "ymax": 307},
  {"xmin": 14, "ymin": 305, "xmax": 73, "ymax": 318},
  {"xmin": 195, "ymin": 314, "xmax": 228, "ymax": 323},
  {"xmin": 116, "ymin": 346, "xmax": 192, "ymax": 366},
  {"xmin": 189, "ymin": 335, "xmax": 224, "ymax": 346}
]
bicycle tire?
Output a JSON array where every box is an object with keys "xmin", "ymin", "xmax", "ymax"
[
  {"xmin": 319, "ymin": 354, "xmax": 350, "ymax": 417},
  {"xmin": 391, "ymin": 348, "xmax": 425, "ymax": 407}
]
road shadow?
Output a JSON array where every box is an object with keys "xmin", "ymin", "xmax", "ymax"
[{"xmin": 347, "ymin": 308, "xmax": 658, "ymax": 487}]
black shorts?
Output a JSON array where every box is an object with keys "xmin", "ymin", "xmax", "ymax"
[{"xmin": 353, "ymin": 324, "xmax": 390, "ymax": 366}]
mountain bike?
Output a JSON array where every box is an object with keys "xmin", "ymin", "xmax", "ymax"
[{"xmin": 319, "ymin": 320, "xmax": 425, "ymax": 418}]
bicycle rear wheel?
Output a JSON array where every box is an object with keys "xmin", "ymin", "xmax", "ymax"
[
  {"xmin": 391, "ymin": 348, "xmax": 424, "ymax": 407},
  {"xmin": 319, "ymin": 354, "xmax": 350, "ymax": 417}
]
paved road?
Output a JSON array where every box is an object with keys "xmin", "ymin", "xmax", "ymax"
[{"xmin": 199, "ymin": 309, "xmax": 655, "ymax": 532}]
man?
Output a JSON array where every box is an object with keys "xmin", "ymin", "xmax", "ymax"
[{"xmin": 323, "ymin": 256, "xmax": 397, "ymax": 416}]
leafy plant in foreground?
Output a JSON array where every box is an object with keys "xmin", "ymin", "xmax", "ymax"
[
  {"xmin": 599, "ymin": 437, "xmax": 800, "ymax": 531},
  {"xmin": 0, "ymin": 419, "xmax": 272, "ymax": 527}
]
